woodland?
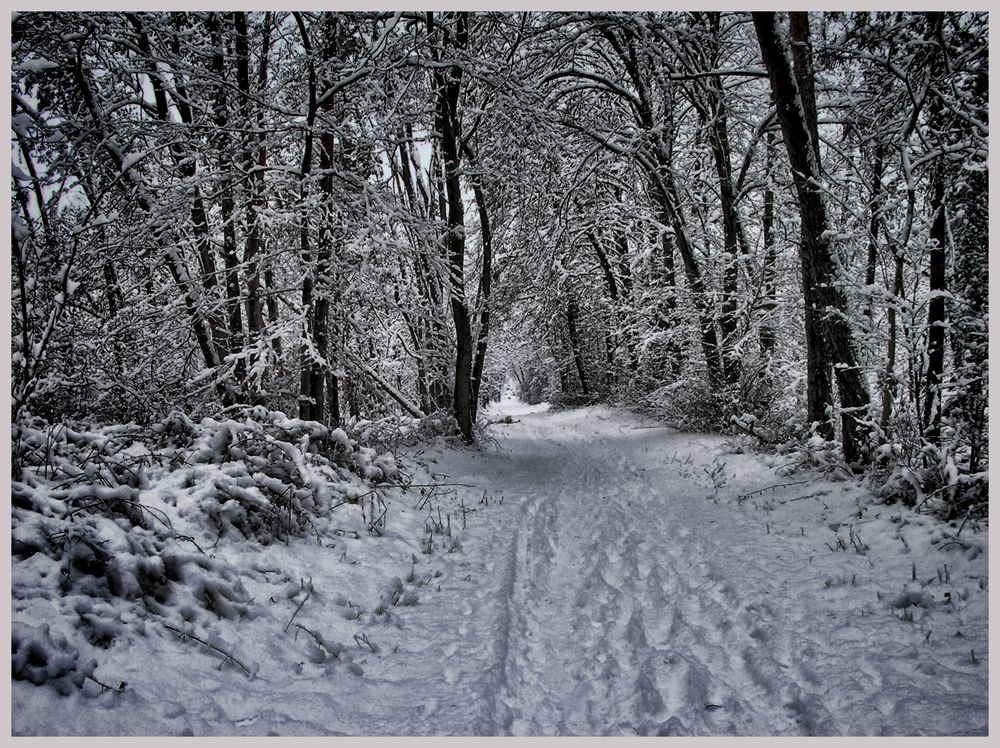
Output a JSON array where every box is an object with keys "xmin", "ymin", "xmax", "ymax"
[
  {"xmin": 8, "ymin": 11, "xmax": 990, "ymax": 732},
  {"xmin": 12, "ymin": 10, "xmax": 989, "ymax": 500}
]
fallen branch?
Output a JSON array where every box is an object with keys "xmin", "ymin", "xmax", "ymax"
[{"xmin": 340, "ymin": 342, "xmax": 424, "ymax": 418}]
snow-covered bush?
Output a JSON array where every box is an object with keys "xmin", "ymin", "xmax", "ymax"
[
  {"xmin": 349, "ymin": 411, "xmax": 457, "ymax": 454},
  {"xmin": 872, "ymin": 443, "xmax": 988, "ymax": 521},
  {"xmin": 11, "ymin": 407, "xmax": 402, "ymax": 693},
  {"xmin": 12, "ymin": 622, "xmax": 97, "ymax": 695},
  {"xmin": 638, "ymin": 378, "xmax": 728, "ymax": 433},
  {"xmin": 512, "ymin": 366, "xmax": 549, "ymax": 405}
]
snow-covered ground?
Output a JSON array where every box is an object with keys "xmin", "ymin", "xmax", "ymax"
[{"xmin": 11, "ymin": 398, "xmax": 989, "ymax": 736}]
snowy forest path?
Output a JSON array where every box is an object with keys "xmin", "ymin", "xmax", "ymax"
[
  {"xmin": 12, "ymin": 397, "xmax": 986, "ymax": 737},
  {"xmin": 440, "ymin": 399, "xmax": 829, "ymax": 736},
  {"xmin": 420, "ymin": 398, "xmax": 987, "ymax": 736}
]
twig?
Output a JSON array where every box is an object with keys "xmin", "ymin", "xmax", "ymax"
[
  {"xmin": 956, "ymin": 504, "xmax": 978, "ymax": 537},
  {"xmin": 174, "ymin": 534, "xmax": 207, "ymax": 554},
  {"xmin": 85, "ymin": 674, "xmax": 127, "ymax": 694},
  {"xmin": 737, "ymin": 480, "xmax": 809, "ymax": 501},
  {"xmin": 162, "ymin": 623, "xmax": 253, "ymax": 679},
  {"xmin": 64, "ymin": 495, "xmax": 173, "ymax": 531},
  {"xmin": 293, "ymin": 624, "xmax": 339, "ymax": 658},
  {"xmin": 787, "ymin": 492, "xmax": 825, "ymax": 502},
  {"xmin": 284, "ymin": 580, "xmax": 313, "ymax": 632},
  {"xmin": 934, "ymin": 540, "xmax": 976, "ymax": 555}
]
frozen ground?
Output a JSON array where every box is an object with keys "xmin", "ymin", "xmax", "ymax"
[{"xmin": 11, "ymin": 397, "xmax": 989, "ymax": 736}]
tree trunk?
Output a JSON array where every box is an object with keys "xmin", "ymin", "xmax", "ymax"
[
  {"xmin": 584, "ymin": 225, "xmax": 623, "ymax": 389},
  {"xmin": 234, "ymin": 11, "xmax": 268, "ymax": 357},
  {"xmin": 128, "ymin": 13, "xmax": 230, "ymax": 365},
  {"xmin": 431, "ymin": 11, "xmax": 475, "ymax": 442},
  {"xmin": 565, "ymin": 295, "xmax": 590, "ymax": 398},
  {"xmin": 312, "ymin": 15, "xmax": 341, "ymax": 426},
  {"xmin": 209, "ymin": 13, "xmax": 247, "ymax": 391},
  {"xmin": 72, "ymin": 45, "xmax": 235, "ymax": 407},
  {"xmin": 864, "ymin": 143, "xmax": 884, "ymax": 320},
  {"xmin": 701, "ymin": 18, "xmax": 743, "ymax": 385},
  {"xmin": 754, "ymin": 11, "xmax": 871, "ymax": 464},
  {"xmin": 294, "ymin": 12, "xmax": 319, "ymax": 421},
  {"xmin": 923, "ymin": 161, "xmax": 947, "ymax": 446},
  {"xmin": 469, "ymin": 172, "xmax": 493, "ymax": 420},
  {"xmin": 759, "ymin": 127, "xmax": 778, "ymax": 357}
]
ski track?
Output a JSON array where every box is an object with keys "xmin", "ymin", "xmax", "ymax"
[{"xmin": 425, "ymin": 403, "xmax": 987, "ymax": 737}]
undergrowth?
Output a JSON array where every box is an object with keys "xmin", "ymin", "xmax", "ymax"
[{"xmin": 10, "ymin": 406, "xmax": 406, "ymax": 694}]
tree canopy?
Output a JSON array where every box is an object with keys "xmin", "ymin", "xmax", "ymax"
[{"xmin": 11, "ymin": 10, "xmax": 988, "ymax": 513}]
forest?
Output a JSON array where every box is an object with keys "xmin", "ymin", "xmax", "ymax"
[{"xmin": 10, "ymin": 10, "xmax": 990, "ymax": 737}]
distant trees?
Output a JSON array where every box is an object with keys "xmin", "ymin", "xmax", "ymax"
[{"xmin": 11, "ymin": 11, "xmax": 988, "ymax": 505}]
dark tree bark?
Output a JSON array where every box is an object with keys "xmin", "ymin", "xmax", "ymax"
[
  {"xmin": 72, "ymin": 45, "xmax": 235, "ymax": 407},
  {"xmin": 584, "ymin": 225, "xmax": 623, "ymax": 389},
  {"xmin": 592, "ymin": 23, "xmax": 725, "ymax": 388},
  {"xmin": 864, "ymin": 143, "xmax": 884, "ymax": 320},
  {"xmin": 394, "ymin": 123, "xmax": 451, "ymax": 413},
  {"xmin": 949, "ymin": 160, "xmax": 988, "ymax": 471},
  {"xmin": 313, "ymin": 14, "xmax": 340, "ymax": 426},
  {"xmin": 611, "ymin": 219, "xmax": 637, "ymax": 373},
  {"xmin": 759, "ymin": 127, "xmax": 778, "ymax": 357},
  {"xmin": 923, "ymin": 161, "xmax": 947, "ymax": 446},
  {"xmin": 234, "ymin": 12, "xmax": 267, "ymax": 354},
  {"xmin": 921, "ymin": 12, "xmax": 948, "ymax": 448},
  {"xmin": 700, "ymin": 14, "xmax": 743, "ymax": 384},
  {"xmin": 293, "ymin": 11, "xmax": 319, "ymax": 421},
  {"xmin": 128, "ymin": 13, "xmax": 230, "ymax": 362},
  {"xmin": 469, "ymin": 170, "xmax": 494, "ymax": 420},
  {"xmin": 565, "ymin": 295, "xmax": 590, "ymax": 398},
  {"xmin": 586, "ymin": 228, "xmax": 619, "ymax": 304},
  {"xmin": 430, "ymin": 11, "xmax": 475, "ymax": 442},
  {"xmin": 754, "ymin": 11, "xmax": 871, "ymax": 464},
  {"xmin": 656, "ymin": 215, "xmax": 682, "ymax": 380},
  {"xmin": 209, "ymin": 13, "xmax": 247, "ymax": 389}
]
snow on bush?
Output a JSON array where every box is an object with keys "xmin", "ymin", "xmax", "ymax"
[
  {"xmin": 11, "ymin": 407, "xmax": 401, "ymax": 694},
  {"xmin": 12, "ymin": 622, "xmax": 97, "ymax": 695},
  {"xmin": 871, "ymin": 442, "xmax": 988, "ymax": 520},
  {"xmin": 350, "ymin": 411, "xmax": 458, "ymax": 454}
]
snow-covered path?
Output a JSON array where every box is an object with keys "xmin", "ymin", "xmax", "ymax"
[
  {"xmin": 407, "ymin": 399, "xmax": 988, "ymax": 736},
  {"xmin": 12, "ymin": 399, "xmax": 988, "ymax": 736}
]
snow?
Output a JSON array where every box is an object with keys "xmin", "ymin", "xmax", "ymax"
[
  {"xmin": 11, "ymin": 400, "xmax": 989, "ymax": 736},
  {"xmin": 15, "ymin": 56, "xmax": 60, "ymax": 73},
  {"xmin": 11, "ymin": 113, "xmax": 33, "ymax": 138},
  {"xmin": 121, "ymin": 152, "xmax": 146, "ymax": 173}
]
